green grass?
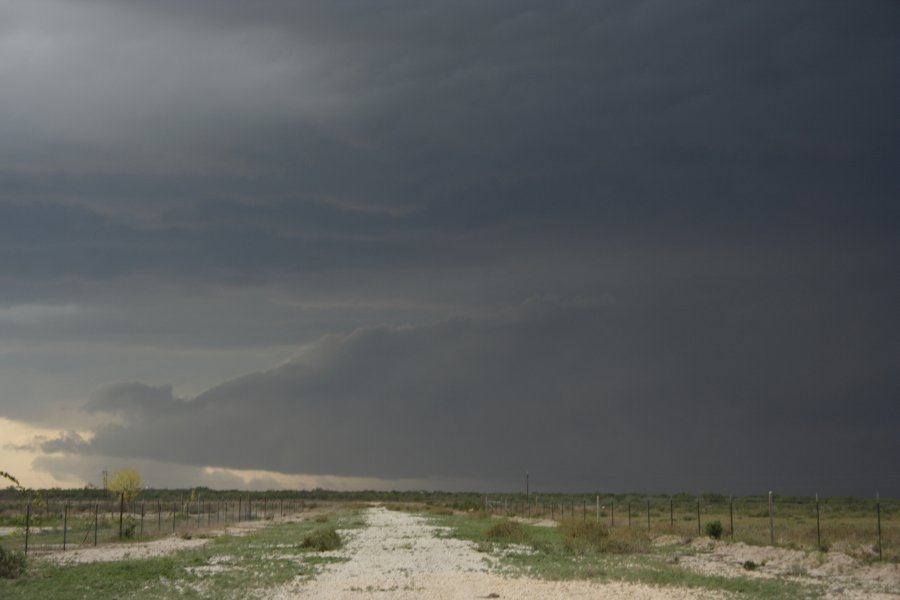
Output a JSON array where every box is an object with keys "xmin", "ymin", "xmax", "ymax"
[
  {"xmin": 428, "ymin": 512, "xmax": 822, "ymax": 599},
  {"xmin": 0, "ymin": 510, "xmax": 362, "ymax": 599}
]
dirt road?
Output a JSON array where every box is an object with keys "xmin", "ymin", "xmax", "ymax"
[{"xmin": 271, "ymin": 507, "xmax": 724, "ymax": 600}]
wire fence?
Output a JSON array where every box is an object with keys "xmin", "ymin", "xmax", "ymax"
[
  {"xmin": 484, "ymin": 493, "xmax": 897, "ymax": 560},
  {"xmin": 1, "ymin": 489, "xmax": 896, "ymax": 561},
  {"xmin": 0, "ymin": 494, "xmax": 308, "ymax": 556}
]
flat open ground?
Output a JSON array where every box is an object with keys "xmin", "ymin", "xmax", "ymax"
[
  {"xmin": 271, "ymin": 507, "xmax": 723, "ymax": 600},
  {"xmin": 5, "ymin": 506, "xmax": 898, "ymax": 599}
]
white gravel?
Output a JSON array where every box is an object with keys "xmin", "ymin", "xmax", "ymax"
[{"xmin": 271, "ymin": 507, "xmax": 726, "ymax": 600}]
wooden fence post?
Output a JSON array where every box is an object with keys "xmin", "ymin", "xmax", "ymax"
[
  {"xmin": 730, "ymin": 496, "xmax": 734, "ymax": 540},
  {"xmin": 768, "ymin": 491, "xmax": 774, "ymax": 545},
  {"xmin": 63, "ymin": 502, "xmax": 68, "ymax": 551},
  {"xmin": 24, "ymin": 501, "xmax": 31, "ymax": 555},
  {"xmin": 815, "ymin": 494, "xmax": 820, "ymax": 549},
  {"xmin": 877, "ymin": 493, "xmax": 882, "ymax": 561},
  {"xmin": 696, "ymin": 498, "xmax": 701, "ymax": 536}
]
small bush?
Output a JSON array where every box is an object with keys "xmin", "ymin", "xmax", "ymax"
[
  {"xmin": 742, "ymin": 560, "xmax": 758, "ymax": 570},
  {"xmin": 486, "ymin": 520, "xmax": 527, "ymax": 542},
  {"xmin": 314, "ymin": 514, "xmax": 330, "ymax": 523},
  {"xmin": 705, "ymin": 520, "xmax": 723, "ymax": 540},
  {"xmin": 122, "ymin": 519, "xmax": 137, "ymax": 539},
  {"xmin": 559, "ymin": 519, "xmax": 609, "ymax": 553},
  {"xmin": 0, "ymin": 545, "xmax": 27, "ymax": 579},
  {"xmin": 558, "ymin": 520, "xmax": 648, "ymax": 554},
  {"xmin": 301, "ymin": 525, "xmax": 342, "ymax": 552}
]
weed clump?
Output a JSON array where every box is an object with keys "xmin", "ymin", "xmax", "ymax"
[
  {"xmin": 705, "ymin": 520, "xmax": 724, "ymax": 540},
  {"xmin": 558, "ymin": 520, "xmax": 609, "ymax": 553},
  {"xmin": 486, "ymin": 520, "xmax": 527, "ymax": 543},
  {"xmin": 557, "ymin": 520, "xmax": 648, "ymax": 554},
  {"xmin": 301, "ymin": 525, "xmax": 342, "ymax": 552},
  {"xmin": 0, "ymin": 545, "xmax": 27, "ymax": 579}
]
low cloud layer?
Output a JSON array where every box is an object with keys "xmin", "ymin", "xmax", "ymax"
[{"xmin": 47, "ymin": 300, "xmax": 899, "ymax": 495}]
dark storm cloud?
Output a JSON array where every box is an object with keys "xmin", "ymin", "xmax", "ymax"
[
  {"xmin": 2, "ymin": 1, "xmax": 899, "ymax": 494},
  {"xmin": 69, "ymin": 297, "xmax": 900, "ymax": 496},
  {"xmin": 2, "ymin": 0, "xmax": 898, "ymax": 226}
]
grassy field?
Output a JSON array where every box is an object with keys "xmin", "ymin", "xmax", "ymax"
[
  {"xmin": 424, "ymin": 509, "xmax": 822, "ymax": 599},
  {"xmin": 0, "ymin": 509, "xmax": 363, "ymax": 599},
  {"xmin": 482, "ymin": 494, "xmax": 898, "ymax": 562}
]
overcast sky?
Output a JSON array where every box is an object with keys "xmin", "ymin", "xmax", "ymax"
[{"xmin": 1, "ymin": 0, "xmax": 898, "ymax": 496}]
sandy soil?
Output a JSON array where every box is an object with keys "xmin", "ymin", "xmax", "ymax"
[
  {"xmin": 270, "ymin": 507, "xmax": 727, "ymax": 600},
  {"xmin": 37, "ymin": 517, "xmax": 281, "ymax": 565},
  {"xmin": 671, "ymin": 536, "xmax": 900, "ymax": 599}
]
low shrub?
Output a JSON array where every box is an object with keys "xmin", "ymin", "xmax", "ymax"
[
  {"xmin": 0, "ymin": 544, "xmax": 27, "ymax": 579},
  {"xmin": 486, "ymin": 520, "xmax": 527, "ymax": 542},
  {"xmin": 557, "ymin": 520, "xmax": 648, "ymax": 554},
  {"xmin": 705, "ymin": 520, "xmax": 723, "ymax": 540},
  {"xmin": 301, "ymin": 525, "xmax": 342, "ymax": 552},
  {"xmin": 559, "ymin": 519, "xmax": 609, "ymax": 553}
]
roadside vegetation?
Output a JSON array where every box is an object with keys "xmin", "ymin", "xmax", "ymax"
[
  {"xmin": 0, "ymin": 509, "xmax": 361, "ymax": 599},
  {"xmin": 425, "ymin": 511, "xmax": 822, "ymax": 599}
]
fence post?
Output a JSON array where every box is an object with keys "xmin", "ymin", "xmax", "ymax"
[
  {"xmin": 670, "ymin": 497, "xmax": 673, "ymax": 529},
  {"xmin": 140, "ymin": 502, "xmax": 145, "ymax": 536},
  {"xmin": 596, "ymin": 496, "xmax": 600, "ymax": 522},
  {"xmin": 768, "ymin": 491, "xmax": 774, "ymax": 545},
  {"xmin": 119, "ymin": 493, "xmax": 124, "ymax": 538},
  {"xmin": 173, "ymin": 501, "xmax": 177, "ymax": 532},
  {"xmin": 628, "ymin": 501, "xmax": 632, "ymax": 528},
  {"xmin": 611, "ymin": 500, "xmax": 614, "ymax": 527},
  {"xmin": 158, "ymin": 500, "xmax": 162, "ymax": 531},
  {"xmin": 730, "ymin": 496, "xmax": 734, "ymax": 540},
  {"xmin": 24, "ymin": 501, "xmax": 31, "ymax": 555},
  {"xmin": 583, "ymin": 499, "xmax": 586, "ymax": 521},
  {"xmin": 238, "ymin": 497, "xmax": 242, "ymax": 522},
  {"xmin": 63, "ymin": 502, "xmax": 68, "ymax": 551},
  {"xmin": 94, "ymin": 503, "xmax": 99, "ymax": 546},
  {"xmin": 696, "ymin": 498, "xmax": 701, "ymax": 536},
  {"xmin": 877, "ymin": 493, "xmax": 882, "ymax": 561},
  {"xmin": 815, "ymin": 494, "xmax": 820, "ymax": 549},
  {"xmin": 647, "ymin": 500, "xmax": 651, "ymax": 531}
]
